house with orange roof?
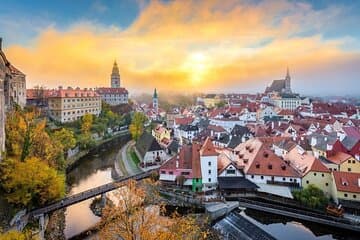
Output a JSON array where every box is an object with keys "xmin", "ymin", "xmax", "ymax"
[
  {"xmin": 233, "ymin": 138, "xmax": 301, "ymax": 187},
  {"xmin": 284, "ymin": 147, "xmax": 332, "ymax": 196},
  {"xmin": 331, "ymin": 171, "xmax": 360, "ymax": 204},
  {"xmin": 326, "ymin": 152, "xmax": 360, "ymax": 173},
  {"xmin": 159, "ymin": 137, "xmax": 219, "ymax": 192},
  {"xmin": 152, "ymin": 124, "xmax": 171, "ymax": 145}
]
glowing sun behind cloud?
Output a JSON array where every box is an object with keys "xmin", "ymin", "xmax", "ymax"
[{"xmin": 183, "ymin": 52, "xmax": 210, "ymax": 84}]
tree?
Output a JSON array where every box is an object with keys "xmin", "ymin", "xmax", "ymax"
[
  {"xmin": 81, "ymin": 114, "xmax": 93, "ymax": 134},
  {"xmin": 0, "ymin": 230, "xmax": 33, "ymax": 240},
  {"xmin": 99, "ymin": 180, "xmax": 206, "ymax": 240},
  {"xmin": 293, "ymin": 184, "xmax": 329, "ymax": 209},
  {"xmin": 129, "ymin": 112, "xmax": 147, "ymax": 141},
  {"xmin": 0, "ymin": 157, "xmax": 65, "ymax": 208},
  {"xmin": 215, "ymin": 100, "xmax": 227, "ymax": 108},
  {"xmin": 52, "ymin": 128, "xmax": 76, "ymax": 153}
]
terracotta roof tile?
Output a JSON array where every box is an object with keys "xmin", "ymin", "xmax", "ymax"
[{"xmin": 333, "ymin": 171, "xmax": 360, "ymax": 194}]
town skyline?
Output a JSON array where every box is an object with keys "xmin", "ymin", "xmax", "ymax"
[{"xmin": 1, "ymin": 0, "xmax": 359, "ymax": 96}]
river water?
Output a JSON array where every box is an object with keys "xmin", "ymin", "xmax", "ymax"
[
  {"xmin": 64, "ymin": 135, "xmax": 130, "ymax": 239},
  {"xmin": 64, "ymin": 136, "xmax": 355, "ymax": 240}
]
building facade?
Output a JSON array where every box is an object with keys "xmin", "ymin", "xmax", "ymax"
[
  {"xmin": 97, "ymin": 87, "xmax": 128, "ymax": 105},
  {"xmin": 48, "ymin": 87, "xmax": 101, "ymax": 123},
  {"xmin": 0, "ymin": 38, "xmax": 27, "ymax": 159}
]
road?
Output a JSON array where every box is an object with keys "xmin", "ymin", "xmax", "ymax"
[{"xmin": 119, "ymin": 140, "xmax": 142, "ymax": 175}]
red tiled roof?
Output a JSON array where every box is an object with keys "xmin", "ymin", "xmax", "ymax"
[
  {"xmin": 333, "ymin": 171, "xmax": 360, "ymax": 193},
  {"xmin": 311, "ymin": 158, "xmax": 331, "ymax": 173},
  {"xmin": 208, "ymin": 124, "xmax": 226, "ymax": 133},
  {"xmin": 327, "ymin": 152, "xmax": 352, "ymax": 165},
  {"xmin": 342, "ymin": 126, "xmax": 360, "ymax": 140},
  {"xmin": 47, "ymin": 88, "xmax": 100, "ymax": 98},
  {"xmin": 200, "ymin": 137, "xmax": 219, "ymax": 156},
  {"xmin": 234, "ymin": 138, "xmax": 299, "ymax": 177},
  {"xmin": 175, "ymin": 117, "xmax": 194, "ymax": 125}
]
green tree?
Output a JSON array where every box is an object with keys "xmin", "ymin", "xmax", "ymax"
[
  {"xmin": 52, "ymin": 128, "xmax": 76, "ymax": 153},
  {"xmin": 0, "ymin": 157, "xmax": 65, "ymax": 208},
  {"xmin": 215, "ymin": 100, "xmax": 227, "ymax": 108},
  {"xmin": 129, "ymin": 112, "xmax": 147, "ymax": 141},
  {"xmin": 81, "ymin": 114, "xmax": 93, "ymax": 134},
  {"xmin": 293, "ymin": 184, "xmax": 329, "ymax": 209}
]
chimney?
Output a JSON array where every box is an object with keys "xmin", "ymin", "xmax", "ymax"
[{"xmin": 0, "ymin": 38, "xmax": 2, "ymax": 51}]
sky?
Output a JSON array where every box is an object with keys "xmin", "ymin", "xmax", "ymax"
[{"xmin": 1, "ymin": 0, "xmax": 360, "ymax": 96}]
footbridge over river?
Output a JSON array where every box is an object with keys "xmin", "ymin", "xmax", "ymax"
[{"xmin": 29, "ymin": 169, "xmax": 157, "ymax": 218}]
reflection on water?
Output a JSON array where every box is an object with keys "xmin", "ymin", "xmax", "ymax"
[
  {"xmin": 241, "ymin": 209, "xmax": 358, "ymax": 240},
  {"xmin": 64, "ymin": 135, "xmax": 130, "ymax": 239}
]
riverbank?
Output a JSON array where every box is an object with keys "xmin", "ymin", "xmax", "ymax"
[{"xmin": 66, "ymin": 131, "xmax": 130, "ymax": 173}]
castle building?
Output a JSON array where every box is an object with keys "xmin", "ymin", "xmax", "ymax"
[
  {"xmin": 48, "ymin": 86, "xmax": 101, "ymax": 123},
  {"xmin": 97, "ymin": 61, "xmax": 129, "ymax": 106},
  {"xmin": 153, "ymin": 88, "xmax": 158, "ymax": 115},
  {"xmin": 0, "ymin": 38, "xmax": 27, "ymax": 159}
]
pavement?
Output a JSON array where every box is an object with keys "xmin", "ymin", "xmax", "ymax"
[{"xmin": 119, "ymin": 141, "xmax": 142, "ymax": 176}]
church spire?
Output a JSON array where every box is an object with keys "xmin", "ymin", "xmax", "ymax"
[{"xmin": 286, "ymin": 66, "xmax": 290, "ymax": 78}]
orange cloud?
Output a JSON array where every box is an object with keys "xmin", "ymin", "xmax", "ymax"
[{"xmin": 4, "ymin": 0, "xmax": 359, "ymax": 94}]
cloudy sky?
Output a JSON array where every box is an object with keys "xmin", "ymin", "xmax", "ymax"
[{"xmin": 1, "ymin": 0, "xmax": 359, "ymax": 95}]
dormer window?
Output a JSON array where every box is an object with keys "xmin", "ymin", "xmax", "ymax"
[
  {"xmin": 281, "ymin": 164, "xmax": 286, "ymax": 170},
  {"xmin": 268, "ymin": 164, "xmax": 272, "ymax": 169},
  {"xmin": 263, "ymin": 152, "xmax": 269, "ymax": 158},
  {"xmin": 243, "ymin": 159, "xmax": 248, "ymax": 164},
  {"xmin": 255, "ymin": 162, "xmax": 260, "ymax": 168}
]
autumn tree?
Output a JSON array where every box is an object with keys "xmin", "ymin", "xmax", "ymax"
[
  {"xmin": 52, "ymin": 128, "xmax": 76, "ymax": 153},
  {"xmin": 0, "ymin": 230, "xmax": 31, "ymax": 240},
  {"xmin": 99, "ymin": 179, "xmax": 206, "ymax": 240},
  {"xmin": 0, "ymin": 157, "xmax": 65, "ymax": 208},
  {"xmin": 129, "ymin": 112, "xmax": 147, "ymax": 141},
  {"xmin": 81, "ymin": 114, "xmax": 93, "ymax": 134}
]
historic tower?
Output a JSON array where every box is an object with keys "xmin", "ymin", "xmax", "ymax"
[
  {"xmin": 153, "ymin": 88, "xmax": 158, "ymax": 115},
  {"xmin": 284, "ymin": 67, "xmax": 291, "ymax": 93},
  {"xmin": 111, "ymin": 61, "xmax": 120, "ymax": 88}
]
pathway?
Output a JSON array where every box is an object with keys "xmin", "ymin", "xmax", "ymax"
[{"xmin": 119, "ymin": 141, "xmax": 142, "ymax": 176}]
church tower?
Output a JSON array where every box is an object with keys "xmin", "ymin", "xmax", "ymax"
[
  {"xmin": 285, "ymin": 67, "xmax": 291, "ymax": 93},
  {"xmin": 153, "ymin": 88, "xmax": 158, "ymax": 115},
  {"xmin": 111, "ymin": 61, "xmax": 120, "ymax": 88}
]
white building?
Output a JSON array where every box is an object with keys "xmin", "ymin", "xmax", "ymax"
[
  {"xmin": 200, "ymin": 138, "xmax": 219, "ymax": 191},
  {"xmin": 48, "ymin": 87, "xmax": 101, "ymax": 123},
  {"xmin": 97, "ymin": 88, "xmax": 128, "ymax": 105}
]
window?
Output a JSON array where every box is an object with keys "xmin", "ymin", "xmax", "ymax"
[
  {"xmin": 208, "ymin": 162, "xmax": 211, "ymax": 166},
  {"xmin": 348, "ymin": 160, "xmax": 351, "ymax": 164},
  {"xmin": 227, "ymin": 169, "xmax": 236, "ymax": 175},
  {"xmin": 181, "ymin": 172, "xmax": 190, "ymax": 176},
  {"xmin": 261, "ymin": 176, "xmax": 264, "ymax": 180},
  {"xmin": 348, "ymin": 168, "xmax": 352, "ymax": 172},
  {"xmin": 208, "ymin": 170, "xmax": 211, "ymax": 174},
  {"xmin": 283, "ymin": 177, "xmax": 286, "ymax": 181},
  {"xmin": 313, "ymin": 173, "xmax": 317, "ymax": 176},
  {"xmin": 344, "ymin": 193, "xmax": 348, "ymax": 197},
  {"xmin": 161, "ymin": 171, "xmax": 166, "ymax": 174},
  {"xmin": 306, "ymin": 180, "xmax": 309, "ymax": 184},
  {"xmin": 325, "ymin": 183, "xmax": 329, "ymax": 186},
  {"xmin": 251, "ymin": 175, "xmax": 254, "ymax": 179},
  {"xmin": 208, "ymin": 178, "xmax": 211, "ymax": 182},
  {"xmin": 322, "ymin": 173, "xmax": 324, "ymax": 177},
  {"xmin": 354, "ymin": 195, "xmax": 357, "ymax": 199},
  {"xmin": 169, "ymin": 171, "xmax": 173, "ymax": 175}
]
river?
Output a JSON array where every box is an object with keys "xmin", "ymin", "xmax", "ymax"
[
  {"xmin": 64, "ymin": 135, "xmax": 130, "ymax": 239},
  {"xmin": 64, "ymin": 135, "xmax": 356, "ymax": 240}
]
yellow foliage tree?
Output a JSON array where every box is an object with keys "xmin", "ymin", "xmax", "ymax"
[
  {"xmin": 81, "ymin": 114, "xmax": 93, "ymax": 134},
  {"xmin": 0, "ymin": 230, "xmax": 35, "ymax": 240},
  {"xmin": 99, "ymin": 180, "xmax": 206, "ymax": 240},
  {"xmin": 0, "ymin": 157, "xmax": 65, "ymax": 208},
  {"xmin": 129, "ymin": 112, "xmax": 147, "ymax": 141}
]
